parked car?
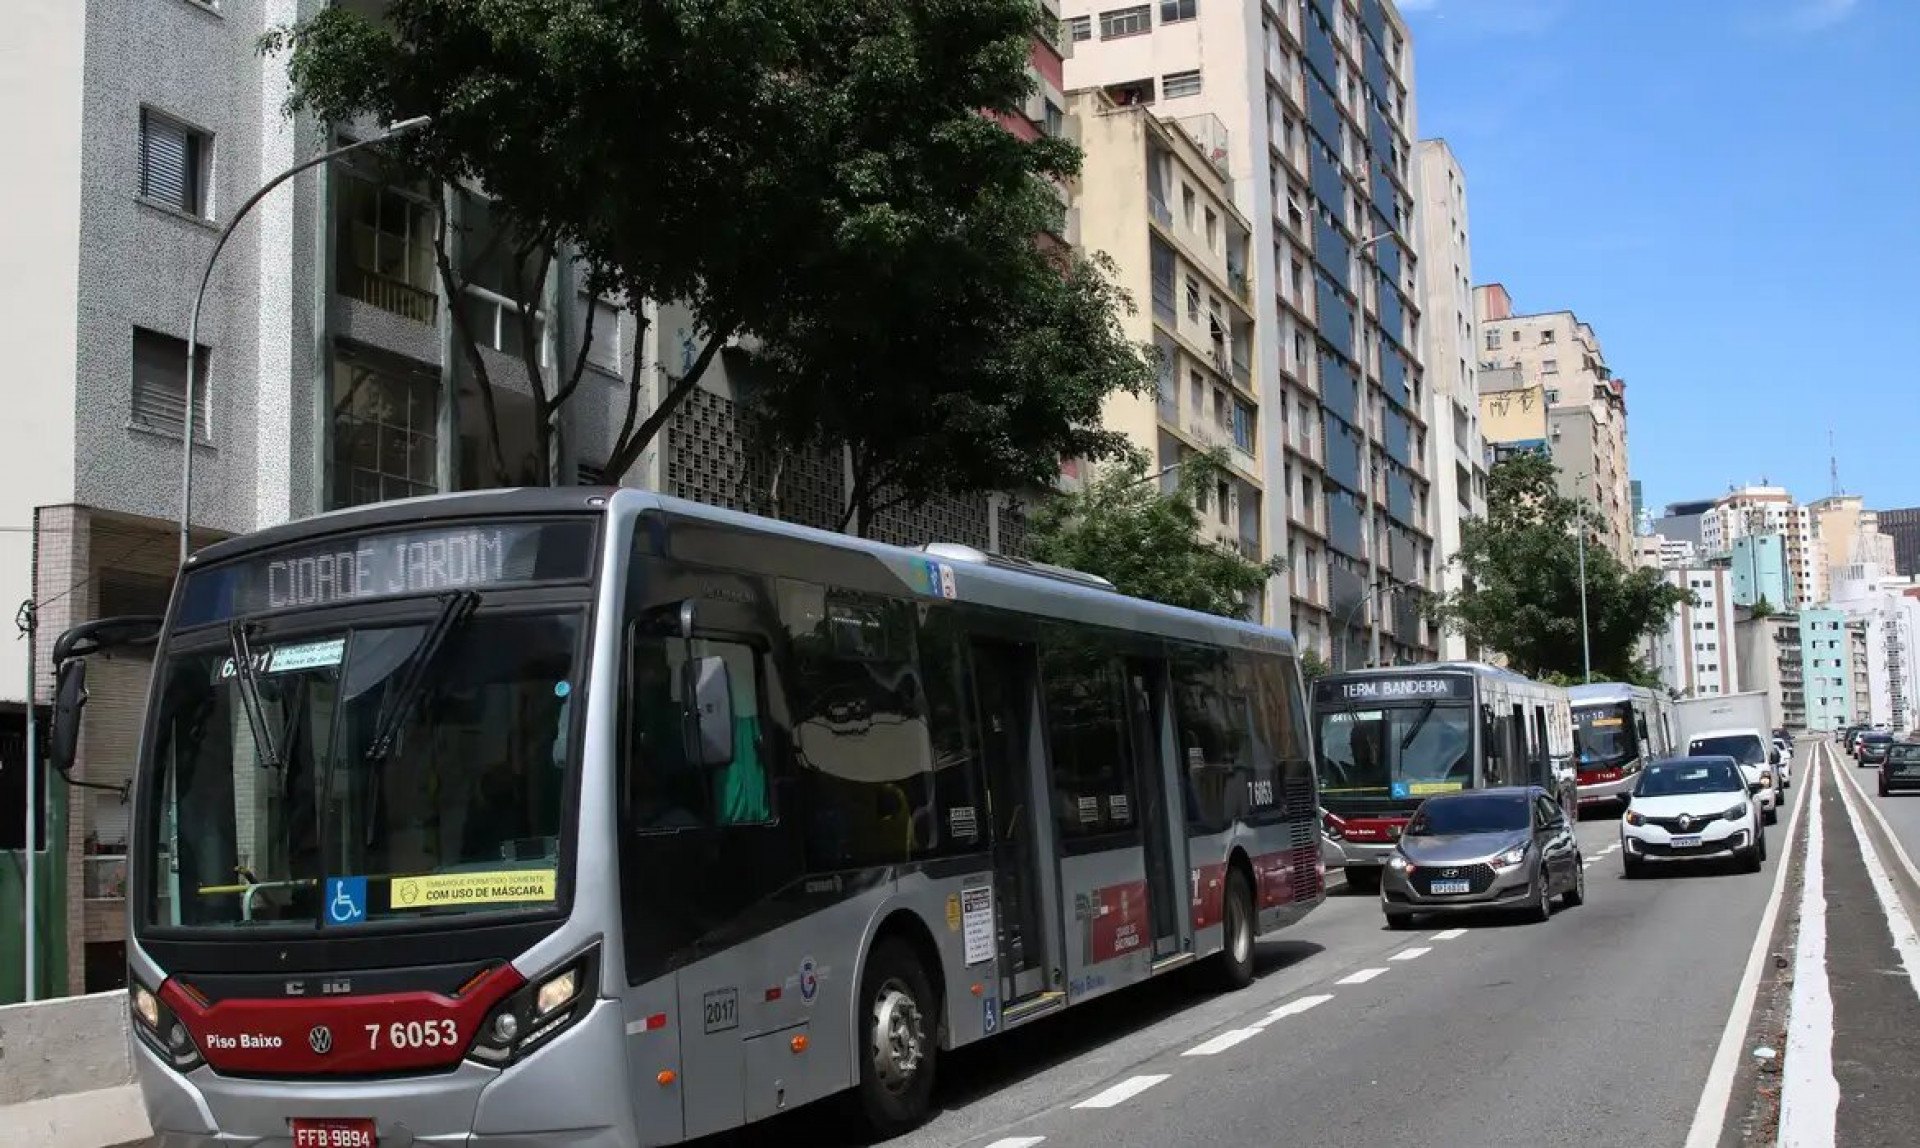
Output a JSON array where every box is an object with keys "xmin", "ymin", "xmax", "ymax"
[
  {"xmin": 1622, "ymin": 756, "xmax": 1766, "ymax": 877},
  {"xmin": 1380, "ymin": 787, "xmax": 1584, "ymax": 929},
  {"xmin": 1858, "ymin": 731, "xmax": 1895, "ymax": 766},
  {"xmin": 1880, "ymin": 741, "xmax": 1920, "ymax": 796}
]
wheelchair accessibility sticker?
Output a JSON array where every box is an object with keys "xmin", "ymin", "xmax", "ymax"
[{"xmin": 324, "ymin": 876, "xmax": 367, "ymax": 926}]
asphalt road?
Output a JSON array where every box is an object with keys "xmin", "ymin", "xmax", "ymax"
[{"xmin": 716, "ymin": 752, "xmax": 1808, "ymax": 1148}]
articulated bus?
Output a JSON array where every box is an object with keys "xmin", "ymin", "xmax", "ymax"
[
  {"xmin": 1568, "ymin": 682, "xmax": 1675, "ymax": 812},
  {"xmin": 1310, "ymin": 662, "xmax": 1574, "ymax": 891},
  {"xmin": 44, "ymin": 488, "xmax": 1323, "ymax": 1147}
]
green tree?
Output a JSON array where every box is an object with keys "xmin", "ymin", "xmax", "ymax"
[
  {"xmin": 1428, "ymin": 451, "xmax": 1691, "ymax": 680},
  {"xmin": 270, "ymin": 0, "xmax": 1144, "ymax": 507},
  {"xmin": 1025, "ymin": 449, "xmax": 1284, "ymax": 620},
  {"xmin": 1749, "ymin": 596, "xmax": 1778, "ymax": 620},
  {"xmin": 1299, "ymin": 649, "xmax": 1331, "ymax": 683}
]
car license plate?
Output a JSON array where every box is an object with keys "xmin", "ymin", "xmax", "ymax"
[
  {"xmin": 1670, "ymin": 835, "xmax": 1703, "ymax": 849},
  {"xmin": 291, "ymin": 1119, "xmax": 376, "ymax": 1148},
  {"xmin": 1430, "ymin": 879, "xmax": 1471, "ymax": 894}
]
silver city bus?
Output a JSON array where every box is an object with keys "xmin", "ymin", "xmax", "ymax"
[
  {"xmin": 45, "ymin": 488, "xmax": 1323, "ymax": 1147},
  {"xmin": 1311, "ymin": 662, "xmax": 1575, "ymax": 892},
  {"xmin": 1568, "ymin": 681, "xmax": 1675, "ymax": 813}
]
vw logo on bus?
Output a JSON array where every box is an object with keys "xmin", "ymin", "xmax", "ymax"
[{"xmin": 308, "ymin": 1025, "xmax": 334, "ymax": 1055}]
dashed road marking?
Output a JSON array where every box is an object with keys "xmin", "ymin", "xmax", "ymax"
[
  {"xmin": 1253, "ymin": 993, "xmax": 1334, "ymax": 1027},
  {"xmin": 1338, "ymin": 967, "xmax": 1390, "ymax": 984},
  {"xmin": 1182, "ymin": 1028, "xmax": 1265, "ymax": 1056},
  {"xmin": 1072, "ymin": 1075, "xmax": 1170, "ymax": 1109},
  {"xmin": 1390, "ymin": 946, "xmax": 1431, "ymax": 961},
  {"xmin": 1431, "ymin": 928, "xmax": 1468, "ymax": 941},
  {"xmin": 983, "ymin": 1139, "xmax": 1046, "ymax": 1148}
]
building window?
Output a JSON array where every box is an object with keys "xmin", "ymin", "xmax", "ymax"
[
  {"xmin": 1067, "ymin": 14, "xmax": 1092, "ymax": 40},
  {"xmin": 1161, "ymin": 0, "xmax": 1198, "ymax": 22},
  {"xmin": 1100, "ymin": 5, "xmax": 1152, "ymax": 39},
  {"xmin": 1043, "ymin": 99, "xmax": 1065, "ymax": 138},
  {"xmin": 329, "ymin": 348, "xmax": 440, "ymax": 508},
  {"xmin": 1485, "ymin": 329, "xmax": 1501, "ymax": 349},
  {"xmin": 139, "ymin": 108, "xmax": 210, "ymax": 217},
  {"xmin": 1185, "ymin": 275, "xmax": 1202, "ymax": 320},
  {"xmin": 1202, "ymin": 206, "xmax": 1218, "ymax": 248},
  {"xmin": 1542, "ymin": 359, "xmax": 1559, "ymax": 374},
  {"xmin": 584, "ymin": 295, "xmax": 624, "ymax": 373},
  {"xmin": 1232, "ymin": 399, "xmax": 1256, "ymax": 453},
  {"xmin": 1545, "ymin": 387, "xmax": 1560, "ymax": 403},
  {"xmin": 459, "ymin": 198, "xmax": 550, "ymax": 365},
  {"xmin": 131, "ymin": 327, "xmax": 210, "ymax": 441},
  {"xmin": 336, "ymin": 167, "xmax": 438, "ymax": 324},
  {"xmin": 1163, "ymin": 69, "xmax": 1203, "ymax": 99},
  {"xmin": 1540, "ymin": 330, "xmax": 1557, "ymax": 344}
]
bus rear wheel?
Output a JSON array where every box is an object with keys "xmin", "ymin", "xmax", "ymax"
[
  {"xmin": 853, "ymin": 938, "xmax": 938, "ymax": 1138},
  {"xmin": 1211, "ymin": 868, "xmax": 1257, "ymax": 991}
]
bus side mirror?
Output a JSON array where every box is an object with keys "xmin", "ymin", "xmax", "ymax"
[
  {"xmin": 50, "ymin": 658, "xmax": 88, "ymax": 775},
  {"xmin": 682, "ymin": 655, "xmax": 735, "ymax": 767}
]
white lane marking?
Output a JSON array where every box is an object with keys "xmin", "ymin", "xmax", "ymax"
[
  {"xmin": 1072, "ymin": 1075, "xmax": 1170, "ymax": 1109},
  {"xmin": 1253, "ymin": 993, "xmax": 1334, "ymax": 1027},
  {"xmin": 1683, "ymin": 741, "xmax": 1817, "ymax": 1148},
  {"xmin": 1389, "ymin": 946, "xmax": 1431, "ymax": 961},
  {"xmin": 1831, "ymin": 759, "xmax": 1920, "ymax": 1002},
  {"xmin": 1338, "ymin": 967, "xmax": 1390, "ymax": 984},
  {"xmin": 1831, "ymin": 746, "xmax": 1920, "ymax": 894},
  {"xmin": 983, "ymin": 1140, "xmax": 1046, "ymax": 1148},
  {"xmin": 1431, "ymin": 928, "xmax": 1468, "ymax": 941},
  {"xmin": 1778, "ymin": 747, "xmax": 1839, "ymax": 1148},
  {"xmin": 1182, "ymin": 1028, "xmax": 1264, "ymax": 1056},
  {"xmin": 1599, "ymin": 843, "xmax": 1620, "ymax": 855}
]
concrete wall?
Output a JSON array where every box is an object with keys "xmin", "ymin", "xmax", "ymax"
[{"xmin": 0, "ymin": 990, "xmax": 146, "ymax": 1147}]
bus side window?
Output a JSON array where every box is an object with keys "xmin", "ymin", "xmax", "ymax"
[
  {"xmin": 1040, "ymin": 636, "xmax": 1138, "ymax": 846},
  {"xmin": 1232, "ymin": 651, "xmax": 1291, "ymax": 822},
  {"xmin": 1170, "ymin": 647, "xmax": 1241, "ymax": 830},
  {"xmin": 1634, "ymin": 710, "xmax": 1651, "ymax": 757},
  {"xmin": 625, "ymin": 632, "xmax": 773, "ymax": 830}
]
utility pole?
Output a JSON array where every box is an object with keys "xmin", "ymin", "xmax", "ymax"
[
  {"xmin": 17, "ymin": 596, "xmax": 36, "ymax": 1001},
  {"xmin": 1576, "ymin": 471, "xmax": 1592, "ymax": 684}
]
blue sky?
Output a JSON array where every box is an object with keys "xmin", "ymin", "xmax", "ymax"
[{"xmin": 1399, "ymin": 0, "xmax": 1920, "ymax": 515}]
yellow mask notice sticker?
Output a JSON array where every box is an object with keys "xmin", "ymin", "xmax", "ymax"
[
  {"xmin": 390, "ymin": 870, "xmax": 557, "ymax": 909},
  {"xmin": 1408, "ymin": 781, "xmax": 1466, "ymax": 796}
]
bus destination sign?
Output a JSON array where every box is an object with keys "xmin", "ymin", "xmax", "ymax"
[
  {"xmin": 1315, "ymin": 675, "xmax": 1471, "ymax": 704},
  {"xmin": 177, "ymin": 520, "xmax": 596, "ymax": 625}
]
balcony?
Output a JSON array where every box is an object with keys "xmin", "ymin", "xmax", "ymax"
[
  {"xmin": 339, "ymin": 265, "xmax": 438, "ymax": 325},
  {"xmin": 1149, "ymin": 194, "xmax": 1173, "ymax": 229},
  {"xmin": 85, "ymin": 853, "xmax": 128, "ymax": 900},
  {"xmin": 1176, "ymin": 113, "xmax": 1231, "ymax": 179}
]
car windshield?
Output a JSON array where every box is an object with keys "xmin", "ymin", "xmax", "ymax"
[
  {"xmin": 1315, "ymin": 702, "xmax": 1475, "ymax": 801},
  {"xmin": 1574, "ymin": 703, "xmax": 1637, "ymax": 767},
  {"xmin": 1636, "ymin": 761, "xmax": 1743, "ymax": 797},
  {"xmin": 1864, "ymin": 733, "xmax": 1893, "ymax": 745},
  {"xmin": 142, "ymin": 610, "xmax": 584, "ymax": 931},
  {"xmin": 1405, "ymin": 794, "xmax": 1530, "ymax": 836},
  {"xmin": 1687, "ymin": 734, "xmax": 1766, "ymax": 765}
]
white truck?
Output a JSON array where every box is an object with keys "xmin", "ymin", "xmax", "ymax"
[{"xmin": 1672, "ymin": 691, "xmax": 1785, "ymax": 822}]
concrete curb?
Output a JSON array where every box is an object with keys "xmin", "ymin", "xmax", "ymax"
[{"xmin": 0, "ymin": 1083, "xmax": 150, "ymax": 1147}]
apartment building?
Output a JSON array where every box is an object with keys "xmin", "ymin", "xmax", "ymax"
[
  {"xmin": 1830, "ymin": 562, "xmax": 1920, "ymax": 731},
  {"xmin": 1069, "ymin": 91, "xmax": 1268, "ymax": 604},
  {"xmin": 2, "ymin": 0, "xmax": 1066, "ymax": 1003},
  {"xmin": 1850, "ymin": 620, "xmax": 1874, "ymax": 727},
  {"xmin": 1411, "ymin": 139, "xmax": 1487, "ymax": 660},
  {"xmin": 1800, "ymin": 608, "xmax": 1854, "ymax": 732},
  {"xmin": 1063, "ymin": 0, "xmax": 1436, "ymax": 668},
  {"xmin": 1809, "ymin": 494, "xmax": 1897, "ymax": 593},
  {"xmin": 1876, "ymin": 505, "xmax": 1920, "ymax": 578},
  {"xmin": 1474, "ymin": 285, "xmax": 1633, "ymax": 562},
  {"xmin": 1734, "ymin": 610, "xmax": 1803, "ymax": 731},
  {"xmin": 1648, "ymin": 567, "xmax": 1740, "ymax": 698},
  {"xmin": 1730, "ymin": 533, "xmax": 1793, "ymax": 610},
  {"xmin": 1475, "ymin": 365, "xmax": 1547, "ymax": 463},
  {"xmin": 1700, "ymin": 486, "xmax": 1822, "ymax": 610}
]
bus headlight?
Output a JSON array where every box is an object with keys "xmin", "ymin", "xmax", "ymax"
[
  {"xmin": 469, "ymin": 943, "xmax": 599, "ymax": 1067},
  {"xmin": 129, "ymin": 979, "xmax": 203, "ymax": 1072}
]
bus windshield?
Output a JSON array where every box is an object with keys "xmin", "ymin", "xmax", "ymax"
[
  {"xmin": 1573, "ymin": 703, "xmax": 1638, "ymax": 768},
  {"xmin": 142, "ymin": 609, "xmax": 584, "ymax": 931},
  {"xmin": 1315, "ymin": 703, "xmax": 1475, "ymax": 801}
]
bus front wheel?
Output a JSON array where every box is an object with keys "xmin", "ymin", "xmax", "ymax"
[{"xmin": 853, "ymin": 937, "xmax": 938, "ymax": 1138}]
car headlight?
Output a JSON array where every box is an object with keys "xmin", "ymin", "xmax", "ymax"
[
  {"xmin": 1623, "ymin": 809, "xmax": 1645, "ymax": 827},
  {"xmin": 1387, "ymin": 853, "xmax": 1413, "ymax": 872},
  {"xmin": 1722, "ymin": 802, "xmax": 1749, "ymax": 820},
  {"xmin": 1491, "ymin": 844, "xmax": 1528, "ymax": 870}
]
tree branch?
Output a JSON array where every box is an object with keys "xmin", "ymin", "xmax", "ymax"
[
  {"xmin": 433, "ymin": 200, "xmax": 511, "ymax": 486},
  {"xmin": 604, "ymin": 319, "xmax": 736, "ymax": 480}
]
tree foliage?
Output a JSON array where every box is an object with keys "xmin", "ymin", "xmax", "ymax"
[
  {"xmin": 1428, "ymin": 451, "xmax": 1691, "ymax": 680},
  {"xmin": 269, "ymin": 0, "xmax": 1147, "ymax": 508},
  {"xmin": 1025, "ymin": 449, "xmax": 1284, "ymax": 620}
]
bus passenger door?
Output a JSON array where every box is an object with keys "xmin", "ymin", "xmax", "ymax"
[
  {"xmin": 969, "ymin": 639, "xmax": 1057, "ymax": 1006},
  {"xmin": 1126, "ymin": 659, "xmax": 1184, "ymax": 959}
]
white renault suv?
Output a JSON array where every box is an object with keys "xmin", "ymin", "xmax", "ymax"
[{"xmin": 1622, "ymin": 756, "xmax": 1765, "ymax": 877}]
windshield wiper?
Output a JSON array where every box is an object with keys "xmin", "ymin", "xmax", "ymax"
[
  {"xmin": 364, "ymin": 591, "xmax": 479, "ymax": 763},
  {"xmin": 1398, "ymin": 699, "xmax": 1438, "ymax": 751},
  {"xmin": 228, "ymin": 621, "xmax": 281, "ymax": 769}
]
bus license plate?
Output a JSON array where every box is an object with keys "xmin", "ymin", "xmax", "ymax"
[
  {"xmin": 1430, "ymin": 879, "xmax": 1470, "ymax": 894},
  {"xmin": 1670, "ymin": 835, "xmax": 1703, "ymax": 849},
  {"xmin": 291, "ymin": 1118, "xmax": 376, "ymax": 1148}
]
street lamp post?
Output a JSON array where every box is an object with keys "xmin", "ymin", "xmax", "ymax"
[{"xmin": 178, "ymin": 115, "xmax": 431, "ymax": 564}]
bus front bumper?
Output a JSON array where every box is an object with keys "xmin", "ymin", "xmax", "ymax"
[
  {"xmin": 1331, "ymin": 840, "xmax": 1399, "ymax": 871},
  {"xmin": 138, "ymin": 998, "xmax": 636, "ymax": 1147}
]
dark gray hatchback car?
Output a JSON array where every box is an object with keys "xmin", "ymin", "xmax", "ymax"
[{"xmin": 1380, "ymin": 786, "xmax": 1584, "ymax": 929}]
